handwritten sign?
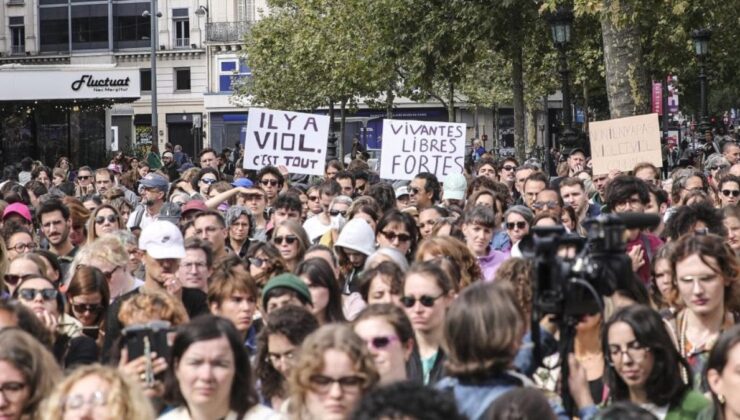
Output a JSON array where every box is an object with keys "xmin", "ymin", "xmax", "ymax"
[
  {"xmin": 589, "ymin": 113, "xmax": 662, "ymax": 175},
  {"xmin": 379, "ymin": 119, "xmax": 466, "ymax": 180},
  {"xmin": 243, "ymin": 108, "xmax": 329, "ymax": 176}
]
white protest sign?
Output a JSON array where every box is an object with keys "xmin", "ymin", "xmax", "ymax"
[
  {"xmin": 379, "ymin": 119, "xmax": 466, "ymax": 180},
  {"xmin": 243, "ymin": 108, "xmax": 329, "ymax": 176},
  {"xmin": 589, "ymin": 113, "xmax": 662, "ymax": 175}
]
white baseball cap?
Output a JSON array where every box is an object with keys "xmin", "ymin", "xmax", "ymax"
[{"xmin": 138, "ymin": 220, "xmax": 185, "ymax": 259}]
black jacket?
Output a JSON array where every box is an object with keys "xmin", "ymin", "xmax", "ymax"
[{"xmin": 406, "ymin": 347, "xmax": 446, "ymax": 385}]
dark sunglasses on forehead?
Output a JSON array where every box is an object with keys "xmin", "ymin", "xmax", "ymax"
[
  {"xmin": 273, "ymin": 235, "xmax": 298, "ymax": 245},
  {"xmin": 721, "ymin": 189, "xmax": 740, "ymax": 197},
  {"xmin": 95, "ymin": 215, "xmax": 117, "ymax": 224},
  {"xmin": 3, "ymin": 273, "xmax": 35, "ymax": 286}
]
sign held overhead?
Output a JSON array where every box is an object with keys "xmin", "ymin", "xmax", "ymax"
[
  {"xmin": 379, "ymin": 119, "xmax": 466, "ymax": 180},
  {"xmin": 243, "ymin": 108, "xmax": 329, "ymax": 176},
  {"xmin": 589, "ymin": 113, "xmax": 662, "ymax": 175}
]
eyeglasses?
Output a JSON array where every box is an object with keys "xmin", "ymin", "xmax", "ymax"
[
  {"xmin": 721, "ymin": 189, "xmax": 740, "ymax": 197},
  {"xmin": 200, "ymin": 178, "xmax": 217, "ymax": 185},
  {"xmin": 409, "ymin": 187, "xmax": 421, "ymax": 195},
  {"xmin": 381, "ymin": 231, "xmax": 411, "ymax": 243},
  {"xmin": 100, "ymin": 266, "xmax": 122, "ymax": 281},
  {"xmin": 63, "ymin": 391, "xmax": 108, "ymax": 411},
  {"xmin": 501, "ymin": 165, "xmax": 517, "ymax": 171},
  {"xmin": 3, "ymin": 273, "xmax": 34, "ymax": 286},
  {"xmin": 506, "ymin": 221, "xmax": 527, "ymax": 230},
  {"xmin": 273, "ymin": 235, "xmax": 298, "ymax": 245},
  {"xmin": 267, "ymin": 349, "xmax": 295, "ymax": 365},
  {"xmin": 308, "ymin": 195, "xmax": 320, "ymax": 202},
  {"xmin": 10, "ymin": 242, "xmax": 36, "ymax": 253},
  {"xmin": 18, "ymin": 288, "xmax": 58, "ymax": 302},
  {"xmin": 400, "ymin": 293, "xmax": 445, "ymax": 308},
  {"xmin": 0, "ymin": 382, "xmax": 26, "ymax": 402},
  {"xmin": 366, "ymin": 335, "xmax": 400, "ymax": 350},
  {"xmin": 532, "ymin": 201, "xmax": 559, "ymax": 210},
  {"xmin": 329, "ymin": 209, "xmax": 347, "ymax": 217},
  {"xmin": 261, "ymin": 179, "xmax": 280, "ymax": 187},
  {"xmin": 249, "ymin": 257, "xmax": 268, "ymax": 268},
  {"xmin": 309, "ymin": 375, "xmax": 365, "ymax": 394},
  {"xmin": 608, "ymin": 341, "xmax": 650, "ymax": 364},
  {"xmin": 71, "ymin": 303, "xmax": 103, "ymax": 314},
  {"xmin": 95, "ymin": 215, "xmax": 118, "ymax": 224},
  {"xmin": 77, "ymin": 176, "xmax": 91, "ymax": 180}
]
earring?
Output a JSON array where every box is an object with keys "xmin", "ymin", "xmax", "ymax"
[{"xmin": 718, "ymin": 394, "xmax": 726, "ymax": 404}]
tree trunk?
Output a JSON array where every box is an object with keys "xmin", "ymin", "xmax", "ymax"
[
  {"xmin": 447, "ymin": 81, "xmax": 456, "ymax": 122},
  {"xmin": 386, "ymin": 85, "xmax": 394, "ymax": 119},
  {"xmin": 511, "ymin": 42, "xmax": 526, "ymax": 163},
  {"xmin": 601, "ymin": 0, "xmax": 650, "ymax": 118},
  {"xmin": 527, "ymin": 104, "xmax": 537, "ymax": 156},
  {"xmin": 339, "ymin": 98, "xmax": 347, "ymax": 161},
  {"xmin": 328, "ymin": 99, "xmax": 336, "ymax": 160}
]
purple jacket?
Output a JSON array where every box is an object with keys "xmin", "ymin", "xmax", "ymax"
[{"xmin": 478, "ymin": 249, "xmax": 510, "ymax": 282}]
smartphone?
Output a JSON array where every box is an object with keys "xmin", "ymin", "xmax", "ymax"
[{"xmin": 121, "ymin": 321, "xmax": 172, "ymax": 361}]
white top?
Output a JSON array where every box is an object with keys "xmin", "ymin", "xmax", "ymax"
[
  {"xmin": 302, "ymin": 215, "xmax": 330, "ymax": 242},
  {"xmin": 158, "ymin": 405, "xmax": 284, "ymax": 420}
]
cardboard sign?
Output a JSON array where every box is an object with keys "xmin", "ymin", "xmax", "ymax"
[
  {"xmin": 379, "ymin": 119, "xmax": 466, "ymax": 180},
  {"xmin": 243, "ymin": 108, "xmax": 329, "ymax": 176},
  {"xmin": 589, "ymin": 113, "xmax": 662, "ymax": 174}
]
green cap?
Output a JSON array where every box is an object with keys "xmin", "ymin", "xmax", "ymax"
[{"xmin": 261, "ymin": 273, "xmax": 313, "ymax": 309}]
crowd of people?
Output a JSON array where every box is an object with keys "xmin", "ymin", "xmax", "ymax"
[{"xmin": 0, "ymin": 130, "xmax": 737, "ymax": 420}]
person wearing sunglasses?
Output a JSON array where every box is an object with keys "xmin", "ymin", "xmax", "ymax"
[
  {"xmin": 191, "ymin": 167, "xmax": 220, "ymax": 198},
  {"xmin": 717, "ymin": 175, "xmax": 740, "ymax": 208},
  {"xmin": 497, "ymin": 157, "xmax": 518, "ymax": 188},
  {"xmin": 2, "ymin": 225, "xmax": 35, "ymax": 261},
  {"xmin": 13, "ymin": 275, "xmax": 99, "ymax": 368},
  {"xmin": 74, "ymin": 166, "xmax": 96, "ymax": 197},
  {"xmin": 255, "ymin": 305, "xmax": 319, "ymax": 409},
  {"xmin": 376, "ymin": 210, "xmax": 418, "ymax": 261},
  {"xmin": 403, "ymin": 262, "xmax": 455, "ymax": 385},
  {"xmin": 503, "ymin": 205, "xmax": 533, "ymax": 259},
  {"xmin": 303, "ymin": 180, "xmax": 341, "ymax": 242},
  {"xmin": 532, "ymin": 189, "xmax": 563, "ymax": 219},
  {"xmin": 272, "ymin": 220, "xmax": 309, "ymax": 272},
  {"xmin": 353, "ymin": 303, "xmax": 415, "ymax": 385},
  {"xmin": 305, "ymin": 185, "xmax": 323, "ymax": 218},
  {"xmin": 461, "ymin": 205, "xmax": 509, "ymax": 282},
  {"xmin": 257, "ymin": 165, "xmax": 285, "ymax": 203},
  {"xmin": 86, "ymin": 204, "xmax": 123, "ymax": 243},
  {"xmin": 246, "ymin": 241, "xmax": 287, "ymax": 290},
  {"xmin": 5, "ymin": 253, "xmax": 46, "ymax": 296},
  {"xmin": 66, "ymin": 265, "xmax": 110, "ymax": 348},
  {"xmin": 408, "ymin": 172, "xmax": 440, "ymax": 210},
  {"xmin": 287, "ymin": 324, "xmax": 379, "ymax": 420}
]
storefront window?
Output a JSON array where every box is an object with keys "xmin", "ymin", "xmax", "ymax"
[
  {"xmin": 113, "ymin": 2, "xmax": 151, "ymax": 49},
  {"xmin": 72, "ymin": 4, "xmax": 109, "ymax": 50},
  {"xmin": 39, "ymin": 6, "xmax": 69, "ymax": 53}
]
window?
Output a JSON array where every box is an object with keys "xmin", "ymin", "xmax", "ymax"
[
  {"xmin": 113, "ymin": 2, "xmax": 151, "ymax": 49},
  {"xmin": 175, "ymin": 68, "xmax": 191, "ymax": 91},
  {"xmin": 39, "ymin": 6, "xmax": 69, "ymax": 52},
  {"xmin": 173, "ymin": 8, "xmax": 189, "ymax": 48},
  {"xmin": 140, "ymin": 68, "xmax": 152, "ymax": 92},
  {"xmin": 9, "ymin": 17, "xmax": 24, "ymax": 55},
  {"xmin": 218, "ymin": 59, "xmax": 251, "ymax": 92},
  {"xmin": 71, "ymin": 4, "xmax": 109, "ymax": 50}
]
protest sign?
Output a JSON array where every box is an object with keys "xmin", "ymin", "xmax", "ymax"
[
  {"xmin": 589, "ymin": 113, "xmax": 662, "ymax": 175},
  {"xmin": 243, "ymin": 108, "xmax": 329, "ymax": 176},
  {"xmin": 379, "ymin": 119, "xmax": 466, "ymax": 180}
]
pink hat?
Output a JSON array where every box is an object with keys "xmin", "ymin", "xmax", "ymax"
[
  {"xmin": 3, "ymin": 203, "xmax": 32, "ymax": 223},
  {"xmin": 181, "ymin": 200, "xmax": 208, "ymax": 215}
]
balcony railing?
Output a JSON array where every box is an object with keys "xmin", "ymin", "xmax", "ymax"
[
  {"xmin": 206, "ymin": 21, "xmax": 250, "ymax": 43},
  {"xmin": 175, "ymin": 37, "xmax": 190, "ymax": 48},
  {"xmin": 11, "ymin": 44, "xmax": 24, "ymax": 55}
]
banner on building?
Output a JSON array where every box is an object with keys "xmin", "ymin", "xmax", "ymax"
[
  {"xmin": 667, "ymin": 75, "xmax": 679, "ymax": 114},
  {"xmin": 651, "ymin": 82, "xmax": 663, "ymax": 115},
  {"xmin": 589, "ymin": 113, "xmax": 662, "ymax": 174},
  {"xmin": 243, "ymin": 108, "xmax": 329, "ymax": 176},
  {"xmin": 0, "ymin": 68, "xmax": 140, "ymax": 100},
  {"xmin": 379, "ymin": 119, "xmax": 466, "ymax": 180}
]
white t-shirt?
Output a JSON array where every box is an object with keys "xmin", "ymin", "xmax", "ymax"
[{"xmin": 302, "ymin": 215, "xmax": 330, "ymax": 242}]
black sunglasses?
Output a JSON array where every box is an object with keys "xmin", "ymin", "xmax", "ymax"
[
  {"xmin": 273, "ymin": 235, "xmax": 298, "ymax": 245},
  {"xmin": 18, "ymin": 288, "xmax": 58, "ymax": 302},
  {"xmin": 77, "ymin": 175, "xmax": 91, "ymax": 180},
  {"xmin": 721, "ymin": 189, "xmax": 740, "ymax": 197},
  {"xmin": 200, "ymin": 178, "xmax": 217, "ymax": 185},
  {"xmin": 71, "ymin": 303, "xmax": 103, "ymax": 314},
  {"xmin": 261, "ymin": 179, "xmax": 280, "ymax": 186},
  {"xmin": 249, "ymin": 257, "xmax": 267, "ymax": 268},
  {"xmin": 95, "ymin": 215, "xmax": 118, "ymax": 224},
  {"xmin": 3, "ymin": 273, "xmax": 34, "ymax": 286},
  {"xmin": 381, "ymin": 231, "xmax": 411, "ymax": 243},
  {"xmin": 367, "ymin": 335, "xmax": 399, "ymax": 349},
  {"xmin": 409, "ymin": 187, "xmax": 422, "ymax": 195},
  {"xmin": 329, "ymin": 209, "xmax": 347, "ymax": 217},
  {"xmin": 506, "ymin": 221, "xmax": 527, "ymax": 230},
  {"xmin": 400, "ymin": 293, "xmax": 444, "ymax": 308}
]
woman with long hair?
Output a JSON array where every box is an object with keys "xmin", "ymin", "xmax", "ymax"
[
  {"xmin": 65, "ymin": 265, "xmax": 110, "ymax": 348},
  {"xmin": 295, "ymin": 258, "xmax": 346, "ymax": 324},
  {"xmin": 415, "ymin": 236, "xmax": 482, "ymax": 290},
  {"xmin": 376, "ymin": 210, "xmax": 419, "ymax": 262},
  {"xmin": 246, "ymin": 241, "xmax": 287, "ymax": 290},
  {"xmin": 86, "ymin": 204, "xmax": 124, "ymax": 243},
  {"xmin": 703, "ymin": 324, "xmax": 740, "ymax": 420},
  {"xmin": 272, "ymin": 220, "xmax": 310, "ymax": 272}
]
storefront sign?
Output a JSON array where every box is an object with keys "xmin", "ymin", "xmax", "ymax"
[
  {"xmin": 589, "ymin": 113, "xmax": 662, "ymax": 174},
  {"xmin": 379, "ymin": 119, "xmax": 466, "ymax": 180},
  {"xmin": 0, "ymin": 67, "xmax": 140, "ymax": 101},
  {"xmin": 243, "ymin": 108, "xmax": 329, "ymax": 176}
]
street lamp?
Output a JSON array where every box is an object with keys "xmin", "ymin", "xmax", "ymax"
[
  {"xmin": 143, "ymin": 2, "xmax": 162, "ymax": 153},
  {"xmin": 546, "ymin": 6, "xmax": 579, "ymax": 152},
  {"xmin": 691, "ymin": 28, "xmax": 711, "ymax": 134}
]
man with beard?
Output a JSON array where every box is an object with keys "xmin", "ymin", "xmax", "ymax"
[
  {"xmin": 101, "ymin": 220, "xmax": 209, "ymax": 358},
  {"xmin": 38, "ymin": 199, "xmax": 78, "ymax": 279},
  {"xmin": 127, "ymin": 173, "xmax": 168, "ymax": 231}
]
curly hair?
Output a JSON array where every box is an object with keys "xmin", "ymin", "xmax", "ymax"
[
  {"xmin": 39, "ymin": 364, "xmax": 156, "ymax": 420},
  {"xmin": 255, "ymin": 305, "xmax": 319, "ymax": 403},
  {"xmin": 246, "ymin": 241, "xmax": 287, "ymax": 287},
  {"xmin": 494, "ymin": 258, "xmax": 534, "ymax": 320},
  {"xmin": 118, "ymin": 290, "xmax": 189, "ymax": 327},
  {"xmin": 350, "ymin": 381, "xmax": 465, "ymax": 420},
  {"xmin": 415, "ymin": 236, "xmax": 482, "ymax": 289},
  {"xmin": 288, "ymin": 324, "xmax": 379, "ymax": 416},
  {"xmin": 663, "ymin": 201, "xmax": 727, "ymax": 241}
]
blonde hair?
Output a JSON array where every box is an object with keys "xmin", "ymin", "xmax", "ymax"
[
  {"xmin": 86, "ymin": 205, "xmax": 123, "ymax": 243},
  {"xmin": 118, "ymin": 290, "xmax": 189, "ymax": 327},
  {"xmin": 39, "ymin": 364, "xmax": 156, "ymax": 420},
  {"xmin": 415, "ymin": 236, "xmax": 482, "ymax": 289},
  {"xmin": 67, "ymin": 234, "xmax": 129, "ymax": 285},
  {"xmin": 288, "ymin": 324, "xmax": 379, "ymax": 417}
]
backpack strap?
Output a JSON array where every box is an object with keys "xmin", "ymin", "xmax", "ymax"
[{"xmin": 640, "ymin": 233, "xmax": 654, "ymax": 263}]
